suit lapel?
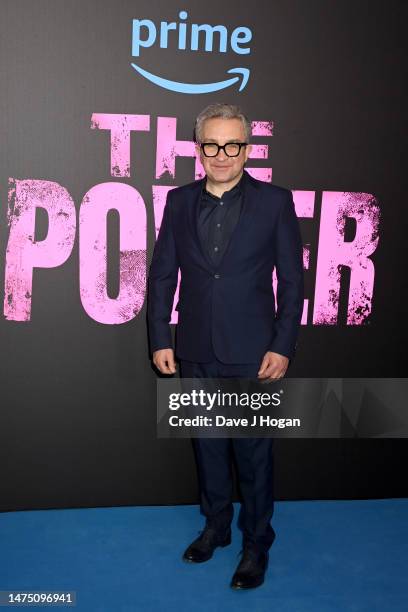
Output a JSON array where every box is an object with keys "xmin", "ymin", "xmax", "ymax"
[{"xmin": 217, "ymin": 170, "xmax": 259, "ymax": 270}]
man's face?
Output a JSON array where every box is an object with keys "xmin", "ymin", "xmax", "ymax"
[{"xmin": 196, "ymin": 117, "xmax": 252, "ymax": 186}]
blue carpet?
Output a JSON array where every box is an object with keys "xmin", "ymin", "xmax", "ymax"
[{"xmin": 0, "ymin": 499, "xmax": 407, "ymax": 611}]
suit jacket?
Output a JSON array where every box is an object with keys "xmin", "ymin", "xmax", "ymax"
[{"xmin": 147, "ymin": 169, "xmax": 304, "ymax": 364}]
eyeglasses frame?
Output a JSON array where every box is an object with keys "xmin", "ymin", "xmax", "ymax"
[{"xmin": 199, "ymin": 142, "xmax": 248, "ymax": 158}]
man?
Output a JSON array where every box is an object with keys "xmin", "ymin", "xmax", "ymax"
[{"xmin": 147, "ymin": 103, "xmax": 304, "ymax": 589}]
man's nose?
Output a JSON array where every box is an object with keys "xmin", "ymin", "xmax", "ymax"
[{"xmin": 217, "ymin": 147, "xmax": 228, "ymax": 160}]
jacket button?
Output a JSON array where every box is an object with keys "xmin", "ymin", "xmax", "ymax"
[{"xmin": 214, "ymin": 273, "xmax": 220, "ymax": 279}]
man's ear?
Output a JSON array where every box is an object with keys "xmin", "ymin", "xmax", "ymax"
[
  {"xmin": 195, "ymin": 143, "xmax": 201, "ymax": 157},
  {"xmin": 245, "ymin": 143, "xmax": 252, "ymax": 161}
]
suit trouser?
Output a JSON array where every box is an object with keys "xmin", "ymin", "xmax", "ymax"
[{"xmin": 179, "ymin": 356, "xmax": 276, "ymax": 553}]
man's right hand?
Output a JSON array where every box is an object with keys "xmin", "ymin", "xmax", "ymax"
[{"xmin": 152, "ymin": 348, "xmax": 177, "ymax": 375}]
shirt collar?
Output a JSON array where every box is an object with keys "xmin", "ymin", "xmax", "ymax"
[{"xmin": 202, "ymin": 171, "xmax": 245, "ymax": 202}]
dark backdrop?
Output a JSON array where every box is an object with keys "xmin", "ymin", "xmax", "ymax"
[{"xmin": 0, "ymin": 0, "xmax": 407, "ymax": 511}]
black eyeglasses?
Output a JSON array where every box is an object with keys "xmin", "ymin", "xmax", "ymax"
[{"xmin": 200, "ymin": 142, "xmax": 248, "ymax": 157}]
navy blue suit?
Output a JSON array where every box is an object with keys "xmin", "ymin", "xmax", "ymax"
[
  {"xmin": 147, "ymin": 169, "xmax": 304, "ymax": 363},
  {"xmin": 147, "ymin": 169, "xmax": 304, "ymax": 552}
]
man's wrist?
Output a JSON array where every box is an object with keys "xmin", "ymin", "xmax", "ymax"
[{"xmin": 268, "ymin": 340, "xmax": 298, "ymax": 361}]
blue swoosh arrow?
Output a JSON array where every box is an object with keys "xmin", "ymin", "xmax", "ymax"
[{"xmin": 130, "ymin": 63, "xmax": 250, "ymax": 94}]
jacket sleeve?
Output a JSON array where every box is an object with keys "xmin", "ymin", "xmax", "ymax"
[
  {"xmin": 269, "ymin": 190, "xmax": 304, "ymax": 360},
  {"xmin": 147, "ymin": 190, "xmax": 179, "ymax": 356}
]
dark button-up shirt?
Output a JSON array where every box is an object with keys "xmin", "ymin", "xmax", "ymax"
[{"xmin": 197, "ymin": 173, "xmax": 244, "ymax": 266}]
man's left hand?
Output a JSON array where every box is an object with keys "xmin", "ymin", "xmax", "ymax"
[{"xmin": 258, "ymin": 351, "xmax": 289, "ymax": 382}]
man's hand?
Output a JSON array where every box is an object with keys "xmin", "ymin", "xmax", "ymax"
[
  {"xmin": 258, "ymin": 351, "xmax": 289, "ymax": 382},
  {"xmin": 153, "ymin": 348, "xmax": 177, "ymax": 375}
]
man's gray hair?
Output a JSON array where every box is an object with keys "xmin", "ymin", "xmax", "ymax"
[{"xmin": 194, "ymin": 103, "xmax": 251, "ymax": 143}]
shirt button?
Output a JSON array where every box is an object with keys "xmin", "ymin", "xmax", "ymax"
[
  {"xmin": 216, "ymin": 223, "xmax": 221, "ymax": 228},
  {"xmin": 214, "ymin": 246, "xmax": 219, "ymax": 251},
  {"xmin": 220, "ymin": 201, "xmax": 224, "ymax": 206},
  {"xmin": 214, "ymin": 273, "xmax": 220, "ymax": 279}
]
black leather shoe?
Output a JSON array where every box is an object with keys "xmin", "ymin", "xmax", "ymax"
[
  {"xmin": 230, "ymin": 547, "xmax": 269, "ymax": 589},
  {"xmin": 182, "ymin": 526, "xmax": 231, "ymax": 563}
]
